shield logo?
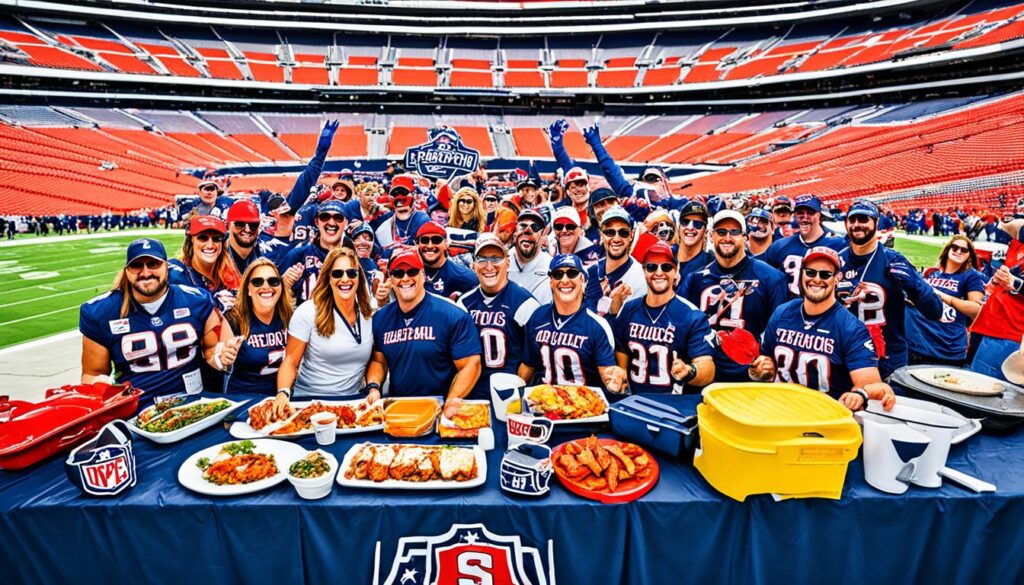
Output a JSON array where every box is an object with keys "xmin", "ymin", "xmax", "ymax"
[{"xmin": 404, "ymin": 128, "xmax": 480, "ymax": 181}]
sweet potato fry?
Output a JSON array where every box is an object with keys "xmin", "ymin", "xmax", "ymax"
[
  {"xmin": 594, "ymin": 444, "xmax": 612, "ymax": 471},
  {"xmin": 602, "ymin": 444, "xmax": 636, "ymax": 475},
  {"xmin": 577, "ymin": 448, "xmax": 603, "ymax": 476},
  {"xmin": 607, "ymin": 458, "xmax": 620, "ymax": 493},
  {"xmin": 566, "ymin": 442, "xmax": 581, "ymax": 456}
]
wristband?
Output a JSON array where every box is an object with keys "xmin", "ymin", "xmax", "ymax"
[
  {"xmin": 682, "ymin": 363, "xmax": 698, "ymax": 383},
  {"xmin": 851, "ymin": 387, "xmax": 870, "ymax": 409},
  {"xmin": 277, "ymin": 387, "xmax": 291, "ymax": 399},
  {"xmin": 213, "ymin": 342, "xmax": 226, "ymax": 371},
  {"xmin": 362, "ymin": 382, "xmax": 381, "ymax": 396}
]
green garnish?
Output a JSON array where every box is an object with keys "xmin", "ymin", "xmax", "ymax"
[
  {"xmin": 197, "ymin": 457, "xmax": 211, "ymax": 471},
  {"xmin": 223, "ymin": 440, "xmax": 256, "ymax": 457}
]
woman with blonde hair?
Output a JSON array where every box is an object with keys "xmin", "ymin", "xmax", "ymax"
[
  {"xmin": 223, "ymin": 258, "xmax": 295, "ymax": 394},
  {"xmin": 448, "ymin": 187, "xmax": 486, "ymax": 232},
  {"xmin": 906, "ymin": 234, "xmax": 985, "ymax": 366},
  {"xmin": 273, "ymin": 246, "xmax": 374, "ymax": 415},
  {"xmin": 169, "ymin": 215, "xmax": 241, "ymax": 311}
]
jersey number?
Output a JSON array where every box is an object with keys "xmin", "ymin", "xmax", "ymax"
[
  {"xmin": 850, "ymin": 282, "xmax": 887, "ymax": 326},
  {"xmin": 940, "ymin": 303, "xmax": 957, "ymax": 324},
  {"xmin": 774, "ymin": 346, "xmax": 831, "ymax": 392},
  {"xmin": 627, "ymin": 342, "xmax": 670, "ymax": 386},
  {"xmin": 699, "ymin": 284, "xmax": 746, "ymax": 329},
  {"xmin": 480, "ymin": 328, "xmax": 507, "ymax": 369},
  {"xmin": 259, "ymin": 349, "xmax": 285, "ymax": 376},
  {"xmin": 782, "ymin": 254, "xmax": 803, "ymax": 296},
  {"xmin": 539, "ymin": 346, "xmax": 584, "ymax": 385},
  {"xmin": 121, "ymin": 323, "xmax": 199, "ymax": 374}
]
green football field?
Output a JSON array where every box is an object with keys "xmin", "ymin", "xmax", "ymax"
[{"xmin": 0, "ymin": 231, "xmax": 946, "ymax": 350}]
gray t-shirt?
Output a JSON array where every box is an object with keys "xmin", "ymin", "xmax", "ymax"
[{"xmin": 289, "ymin": 300, "xmax": 373, "ymax": 397}]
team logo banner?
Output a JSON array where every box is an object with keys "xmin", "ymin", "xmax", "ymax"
[
  {"xmin": 404, "ymin": 128, "xmax": 480, "ymax": 181},
  {"xmin": 375, "ymin": 523, "xmax": 555, "ymax": 585},
  {"xmin": 64, "ymin": 420, "xmax": 137, "ymax": 497}
]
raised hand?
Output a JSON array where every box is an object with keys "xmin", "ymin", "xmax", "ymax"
[
  {"xmin": 547, "ymin": 119, "xmax": 569, "ymax": 143},
  {"xmin": 219, "ymin": 335, "xmax": 244, "ymax": 369},
  {"xmin": 317, "ymin": 119, "xmax": 340, "ymax": 151},
  {"xmin": 282, "ymin": 263, "xmax": 303, "ymax": 288},
  {"xmin": 582, "ymin": 124, "xmax": 602, "ymax": 145}
]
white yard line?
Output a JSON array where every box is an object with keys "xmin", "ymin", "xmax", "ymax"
[
  {"xmin": 0, "ymin": 330, "xmax": 80, "ymax": 356},
  {"xmin": 0, "ymin": 229, "xmax": 178, "ymax": 248},
  {"xmin": 0, "ymin": 305, "xmax": 80, "ymax": 327},
  {"xmin": 0, "ymin": 284, "xmax": 107, "ymax": 308}
]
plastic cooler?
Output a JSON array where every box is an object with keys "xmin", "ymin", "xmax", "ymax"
[
  {"xmin": 609, "ymin": 395, "xmax": 699, "ymax": 461},
  {"xmin": 693, "ymin": 383, "xmax": 862, "ymax": 502}
]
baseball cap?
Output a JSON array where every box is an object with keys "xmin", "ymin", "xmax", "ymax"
[
  {"xmin": 599, "ymin": 206, "xmax": 633, "ymax": 227},
  {"xmin": 847, "ymin": 200, "xmax": 880, "ymax": 220},
  {"xmin": 318, "ymin": 200, "xmax": 346, "ymax": 216},
  {"xmin": 389, "ymin": 174, "xmax": 416, "ymax": 196},
  {"xmin": 197, "ymin": 179, "xmax": 219, "ymax": 190},
  {"xmin": 549, "ymin": 253, "xmax": 585, "ymax": 276},
  {"xmin": 126, "ymin": 238, "xmax": 167, "ymax": 265},
  {"xmin": 518, "ymin": 207, "xmax": 546, "ymax": 225},
  {"xmin": 773, "ymin": 196, "xmax": 794, "ymax": 211},
  {"xmin": 388, "ymin": 247, "xmax": 424, "ymax": 272},
  {"xmin": 679, "ymin": 201, "xmax": 710, "ymax": 220},
  {"xmin": 552, "ymin": 207, "xmax": 582, "ymax": 227},
  {"xmin": 794, "ymin": 194, "xmax": 822, "ymax": 213},
  {"xmin": 642, "ymin": 241, "xmax": 675, "ymax": 264},
  {"xmin": 712, "ymin": 209, "xmax": 746, "ymax": 233},
  {"xmin": 590, "ymin": 187, "xmax": 618, "ymax": 207},
  {"xmin": 474, "ymin": 233, "xmax": 508, "ymax": 258},
  {"xmin": 227, "ymin": 199, "xmax": 260, "ymax": 224},
  {"xmin": 517, "ymin": 175, "xmax": 540, "ymax": 190},
  {"xmin": 351, "ymin": 223, "xmax": 375, "ymax": 242},
  {"xmin": 416, "ymin": 221, "xmax": 447, "ymax": 240},
  {"xmin": 267, "ymin": 194, "xmax": 291, "ymax": 215},
  {"xmin": 803, "ymin": 246, "xmax": 841, "ymax": 269},
  {"xmin": 641, "ymin": 168, "xmax": 662, "ymax": 182},
  {"xmin": 746, "ymin": 208, "xmax": 772, "ymax": 223},
  {"xmin": 188, "ymin": 215, "xmax": 226, "ymax": 236},
  {"xmin": 564, "ymin": 167, "xmax": 588, "ymax": 185}
]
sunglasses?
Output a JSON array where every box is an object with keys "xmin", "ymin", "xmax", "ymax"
[
  {"xmin": 195, "ymin": 233, "xmax": 224, "ymax": 243},
  {"xmin": 802, "ymin": 268, "xmax": 836, "ymax": 279},
  {"xmin": 949, "ymin": 244, "xmax": 970, "ymax": 254},
  {"xmin": 250, "ymin": 276, "xmax": 282, "ymax": 288},
  {"xmin": 391, "ymin": 268, "xmax": 421, "ymax": 279},
  {"xmin": 418, "ymin": 236, "xmax": 445, "ymax": 246},
  {"xmin": 475, "ymin": 255, "xmax": 505, "ymax": 265},
  {"xmin": 126, "ymin": 258, "xmax": 164, "ymax": 273},
  {"xmin": 330, "ymin": 268, "xmax": 359, "ymax": 279},
  {"xmin": 680, "ymin": 219, "xmax": 706, "ymax": 230},
  {"xmin": 644, "ymin": 262, "xmax": 676, "ymax": 274},
  {"xmin": 318, "ymin": 213, "xmax": 346, "ymax": 223},
  {"xmin": 458, "ymin": 199, "xmax": 475, "ymax": 205},
  {"xmin": 553, "ymin": 223, "xmax": 578, "ymax": 232},
  {"xmin": 233, "ymin": 221, "xmax": 259, "ymax": 231},
  {"xmin": 714, "ymin": 228, "xmax": 744, "ymax": 237},
  {"xmin": 602, "ymin": 228, "xmax": 632, "ymax": 239},
  {"xmin": 549, "ymin": 268, "xmax": 582, "ymax": 280},
  {"xmin": 484, "ymin": 197, "xmax": 499, "ymax": 203},
  {"xmin": 517, "ymin": 221, "xmax": 544, "ymax": 234},
  {"xmin": 200, "ymin": 185, "xmax": 217, "ymax": 191},
  {"xmin": 847, "ymin": 215, "xmax": 874, "ymax": 225}
]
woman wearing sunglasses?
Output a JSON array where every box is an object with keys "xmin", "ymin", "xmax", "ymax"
[
  {"xmin": 224, "ymin": 259, "xmax": 295, "ymax": 394},
  {"xmin": 169, "ymin": 215, "xmax": 241, "ymax": 312},
  {"xmin": 906, "ymin": 235, "xmax": 985, "ymax": 366},
  {"xmin": 448, "ymin": 187, "xmax": 486, "ymax": 232},
  {"xmin": 274, "ymin": 247, "xmax": 375, "ymax": 415}
]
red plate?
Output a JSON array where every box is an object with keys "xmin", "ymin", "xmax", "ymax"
[{"xmin": 550, "ymin": 437, "xmax": 659, "ymax": 504}]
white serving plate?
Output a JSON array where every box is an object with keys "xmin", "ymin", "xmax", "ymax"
[
  {"xmin": 523, "ymin": 384, "xmax": 611, "ymax": 425},
  {"xmin": 335, "ymin": 442, "xmax": 486, "ymax": 490},
  {"xmin": 178, "ymin": 438, "xmax": 307, "ymax": 497},
  {"xmin": 129, "ymin": 397, "xmax": 248, "ymax": 444},
  {"xmin": 229, "ymin": 397, "xmax": 384, "ymax": 439},
  {"xmin": 909, "ymin": 367, "xmax": 1006, "ymax": 396}
]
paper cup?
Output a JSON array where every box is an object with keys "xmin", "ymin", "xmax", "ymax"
[
  {"xmin": 490, "ymin": 373, "xmax": 526, "ymax": 422},
  {"xmin": 310, "ymin": 412, "xmax": 337, "ymax": 446}
]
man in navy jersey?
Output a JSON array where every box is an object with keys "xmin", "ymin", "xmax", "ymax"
[
  {"xmin": 751, "ymin": 246, "xmax": 896, "ymax": 411},
  {"xmin": 224, "ymin": 199, "xmax": 295, "ymax": 274},
  {"xmin": 614, "ymin": 242, "xmax": 715, "ymax": 394},
  {"xmin": 746, "ymin": 207, "xmax": 774, "ymax": 259},
  {"xmin": 80, "ymin": 238, "xmax": 239, "ymax": 398},
  {"xmin": 764, "ymin": 195, "xmax": 846, "ymax": 297},
  {"xmin": 678, "ymin": 209, "xmax": 788, "ymax": 382},
  {"xmin": 365, "ymin": 248, "xmax": 482, "ymax": 415},
  {"xmin": 375, "ymin": 175, "xmax": 431, "ymax": 253},
  {"xmin": 771, "ymin": 196, "xmax": 795, "ymax": 241},
  {"xmin": 458, "ymin": 234, "xmax": 541, "ymax": 400},
  {"xmin": 280, "ymin": 200, "xmax": 350, "ymax": 302},
  {"xmin": 417, "ymin": 221, "xmax": 477, "ymax": 301},
  {"xmin": 518, "ymin": 254, "xmax": 627, "ymax": 397},
  {"xmin": 675, "ymin": 201, "xmax": 714, "ymax": 281},
  {"xmin": 837, "ymin": 200, "xmax": 943, "ymax": 378},
  {"xmin": 584, "ymin": 207, "xmax": 647, "ymax": 317}
]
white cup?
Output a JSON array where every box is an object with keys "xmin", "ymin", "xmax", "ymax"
[
  {"xmin": 310, "ymin": 412, "xmax": 337, "ymax": 446},
  {"xmin": 477, "ymin": 427, "xmax": 495, "ymax": 451}
]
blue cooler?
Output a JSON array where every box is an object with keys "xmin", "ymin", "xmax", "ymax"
[{"xmin": 609, "ymin": 395, "xmax": 700, "ymax": 462}]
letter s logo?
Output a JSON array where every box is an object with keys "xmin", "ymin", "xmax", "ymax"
[{"xmin": 457, "ymin": 552, "xmax": 494, "ymax": 585}]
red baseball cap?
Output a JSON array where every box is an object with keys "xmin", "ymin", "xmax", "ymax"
[
  {"xmin": 388, "ymin": 247, "xmax": 424, "ymax": 272},
  {"xmin": 188, "ymin": 215, "xmax": 226, "ymax": 236},
  {"xmin": 643, "ymin": 241, "xmax": 675, "ymax": 264},
  {"xmin": 390, "ymin": 175, "xmax": 416, "ymax": 196},
  {"xmin": 227, "ymin": 199, "xmax": 260, "ymax": 224},
  {"xmin": 803, "ymin": 246, "xmax": 841, "ymax": 269},
  {"xmin": 416, "ymin": 221, "xmax": 447, "ymax": 240}
]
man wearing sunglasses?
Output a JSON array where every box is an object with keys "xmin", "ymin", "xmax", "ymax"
[
  {"xmin": 751, "ymin": 246, "xmax": 896, "ymax": 411},
  {"xmin": 771, "ymin": 196, "xmax": 796, "ymax": 240},
  {"xmin": 189, "ymin": 179, "xmax": 233, "ymax": 221},
  {"xmin": 375, "ymin": 174, "xmax": 430, "ymax": 252},
  {"xmin": 837, "ymin": 200, "xmax": 943, "ymax": 378},
  {"xmin": 584, "ymin": 207, "xmax": 646, "ymax": 316},
  {"xmin": 458, "ymin": 234, "xmax": 541, "ymax": 400},
  {"xmin": 282, "ymin": 121, "xmax": 342, "ymax": 243},
  {"xmin": 587, "ymin": 187, "xmax": 620, "ymax": 242},
  {"xmin": 80, "ymin": 238, "xmax": 238, "ymax": 399},
  {"xmin": 225, "ymin": 200, "xmax": 271, "ymax": 275},
  {"xmin": 279, "ymin": 200, "xmax": 352, "ymax": 302},
  {"xmin": 548, "ymin": 207, "xmax": 601, "ymax": 270},
  {"xmin": 415, "ymin": 221, "xmax": 476, "ymax": 301},
  {"xmin": 366, "ymin": 248, "xmax": 482, "ymax": 413},
  {"xmin": 519, "ymin": 254, "xmax": 628, "ymax": 397},
  {"xmin": 678, "ymin": 209, "xmax": 788, "ymax": 382},
  {"xmin": 676, "ymin": 201, "xmax": 714, "ymax": 281},
  {"xmin": 764, "ymin": 194, "xmax": 847, "ymax": 297},
  {"xmin": 508, "ymin": 208, "xmax": 554, "ymax": 304},
  {"xmin": 745, "ymin": 207, "xmax": 774, "ymax": 259},
  {"xmin": 614, "ymin": 242, "xmax": 715, "ymax": 394}
]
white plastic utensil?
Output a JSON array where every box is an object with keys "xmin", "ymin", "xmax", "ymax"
[{"xmin": 938, "ymin": 467, "xmax": 996, "ymax": 493}]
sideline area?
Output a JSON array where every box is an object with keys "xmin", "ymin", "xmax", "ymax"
[{"xmin": 0, "ymin": 331, "xmax": 81, "ymax": 401}]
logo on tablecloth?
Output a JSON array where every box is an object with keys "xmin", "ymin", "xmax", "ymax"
[
  {"xmin": 375, "ymin": 523, "xmax": 555, "ymax": 585},
  {"xmin": 404, "ymin": 128, "xmax": 480, "ymax": 181}
]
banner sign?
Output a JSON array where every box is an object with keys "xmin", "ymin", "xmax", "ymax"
[{"xmin": 404, "ymin": 128, "xmax": 480, "ymax": 181}]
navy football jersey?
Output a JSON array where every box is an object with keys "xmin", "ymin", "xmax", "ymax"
[
  {"xmin": 424, "ymin": 260, "xmax": 478, "ymax": 301},
  {"xmin": 375, "ymin": 211, "xmax": 431, "ymax": 255},
  {"xmin": 79, "ymin": 284, "xmax": 215, "ymax": 397},
  {"xmin": 372, "ymin": 293, "xmax": 483, "ymax": 397},
  {"xmin": 762, "ymin": 299, "xmax": 878, "ymax": 398},
  {"xmin": 907, "ymin": 268, "xmax": 985, "ymax": 362},
  {"xmin": 837, "ymin": 246, "xmax": 944, "ymax": 378},
  {"xmin": 613, "ymin": 295, "xmax": 714, "ymax": 394},
  {"xmin": 523, "ymin": 305, "xmax": 617, "ymax": 394},
  {"xmin": 677, "ymin": 248, "xmax": 714, "ymax": 282},
  {"xmin": 223, "ymin": 312, "xmax": 287, "ymax": 395},
  {"xmin": 764, "ymin": 232, "xmax": 847, "ymax": 297},
  {"xmin": 167, "ymin": 259, "xmax": 234, "ymax": 312},
  {"xmin": 291, "ymin": 201, "xmax": 319, "ymax": 244},
  {"xmin": 280, "ymin": 242, "xmax": 330, "ymax": 302},
  {"xmin": 583, "ymin": 258, "xmax": 647, "ymax": 313},
  {"xmin": 677, "ymin": 256, "xmax": 788, "ymax": 381},
  {"xmin": 458, "ymin": 282, "xmax": 541, "ymax": 400}
]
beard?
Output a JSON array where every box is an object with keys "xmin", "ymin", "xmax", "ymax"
[
  {"xmin": 715, "ymin": 243, "xmax": 739, "ymax": 260},
  {"xmin": 516, "ymin": 236, "xmax": 538, "ymax": 260},
  {"xmin": 848, "ymin": 226, "xmax": 876, "ymax": 246},
  {"xmin": 799, "ymin": 278, "xmax": 835, "ymax": 304},
  {"xmin": 131, "ymin": 273, "xmax": 168, "ymax": 298},
  {"xmin": 233, "ymin": 234, "xmax": 256, "ymax": 249}
]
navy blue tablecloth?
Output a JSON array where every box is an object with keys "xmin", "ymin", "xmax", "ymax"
[{"xmin": 1, "ymin": 393, "xmax": 1023, "ymax": 585}]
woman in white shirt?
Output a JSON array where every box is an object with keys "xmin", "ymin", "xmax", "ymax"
[{"xmin": 274, "ymin": 246, "xmax": 374, "ymax": 415}]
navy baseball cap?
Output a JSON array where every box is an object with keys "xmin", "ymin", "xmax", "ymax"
[
  {"xmin": 747, "ymin": 208, "xmax": 772, "ymax": 223},
  {"xmin": 847, "ymin": 200, "xmax": 880, "ymax": 220},
  {"xmin": 773, "ymin": 196, "xmax": 794, "ymax": 211},
  {"xmin": 794, "ymin": 195, "xmax": 822, "ymax": 213},
  {"xmin": 590, "ymin": 187, "xmax": 618, "ymax": 206},
  {"xmin": 549, "ymin": 254, "xmax": 586, "ymax": 277},
  {"xmin": 126, "ymin": 238, "xmax": 167, "ymax": 265},
  {"xmin": 679, "ymin": 200, "xmax": 709, "ymax": 219},
  {"xmin": 318, "ymin": 200, "xmax": 346, "ymax": 216},
  {"xmin": 351, "ymin": 223, "xmax": 375, "ymax": 241}
]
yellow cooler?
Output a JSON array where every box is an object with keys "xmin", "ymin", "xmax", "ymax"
[{"xmin": 693, "ymin": 383, "xmax": 862, "ymax": 502}]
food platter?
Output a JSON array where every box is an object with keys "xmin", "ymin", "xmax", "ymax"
[
  {"xmin": 437, "ymin": 400, "xmax": 491, "ymax": 439},
  {"xmin": 523, "ymin": 384, "xmax": 610, "ymax": 425},
  {"xmin": 336, "ymin": 442, "xmax": 486, "ymax": 490},
  {"xmin": 229, "ymin": 397, "xmax": 383, "ymax": 439},
  {"xmin": 177, "ymin": 439, "xmax": 307, "ymax": 496},
  {"xmin": 130, "ymin": 397, "xmax": 248, "ymax": 444},
  {"xmin": 909, "ymin": 367, "xmax": 1006, "ymax": 396},
  {"xmin": 551, "ymin": 436, "xmax": 659, "ymax": 504}
]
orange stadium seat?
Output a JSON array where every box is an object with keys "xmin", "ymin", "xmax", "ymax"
[
  {"xmin": 292, "ymin": 54, "xmax": 329, "ymax": 85},
  {"xmin": 196, "ymin": 48, "xmax": 243, "ymax": 80},
  {"xmin": 136, "ymin": 44, "xmax": 203, "ymax": 77}
]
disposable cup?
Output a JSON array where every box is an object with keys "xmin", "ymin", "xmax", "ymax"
[{"xmin": 310, "ymin": 412, "xmax": 337, "ymax": 445}]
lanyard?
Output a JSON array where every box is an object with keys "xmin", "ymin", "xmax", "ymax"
[{"xmin": 335, "ymin": 306, "xmax": 362, "ymax": 345}]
